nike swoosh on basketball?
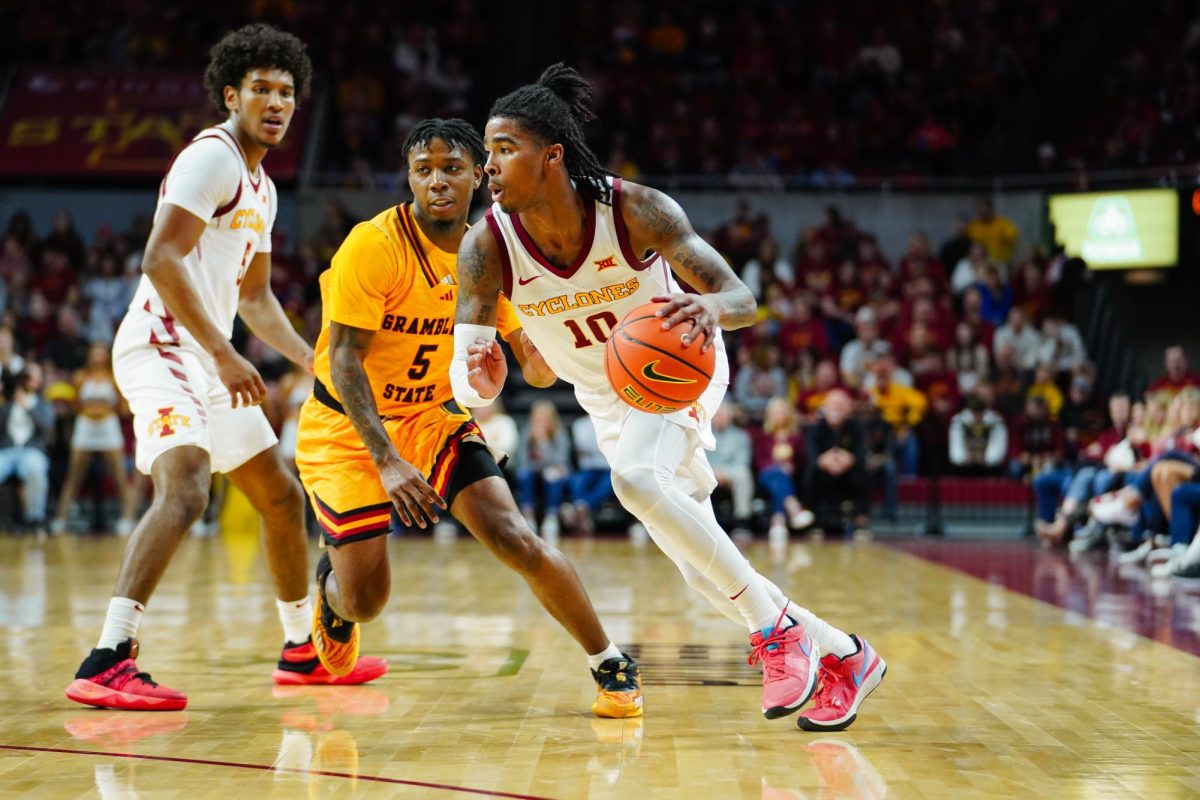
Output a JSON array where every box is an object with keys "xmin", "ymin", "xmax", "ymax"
[
  {"xmin": 517, "ymin": 274, "xmax": 541, "ymax": 285},
  {"xmin": 641, "ymin": 360, "xmax": 695, "ymax": 385}
]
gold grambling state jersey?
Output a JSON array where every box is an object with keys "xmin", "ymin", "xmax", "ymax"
[{"xmin": 484, "ymin": 176, "xmax": 727, "ymax": 418}]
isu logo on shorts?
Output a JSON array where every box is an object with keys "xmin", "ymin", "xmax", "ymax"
[
  {"xmin": 148, "ymin": 406, "xmax": 191, "ymax": 438},
  {"xmin": 687, "ymin": 402, "xmax": 705, "ymax": 425}
]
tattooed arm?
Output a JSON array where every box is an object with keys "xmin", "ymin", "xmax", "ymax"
[
  {"xmin": 329, "ymin": 322, "xmax": 445, "ymax": 528},
  {"xmin": 452, "ymin": 224, "xmax": 506, "ymax": 405},
  {"xmin": 619, "ymin": 181, "xmax": 756, "ymax": 351}
]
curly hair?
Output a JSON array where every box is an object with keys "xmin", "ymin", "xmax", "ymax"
[
  {"xmin": 489, "ymin": 63, "xmax": 612, "ymax": 205},
  {"xmin": 203, "ymin": 24, "xmax": 312, "ymax": 112},
  {"xmin": 401, "ymin": 118, "xmax": 485, "ymax": 167}
]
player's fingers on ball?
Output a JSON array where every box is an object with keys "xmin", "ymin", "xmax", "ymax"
[
  {"xmin": 651, "ymin": 295, "xmax": 683, "ymax": 313},
  {"xmin": 662, "ymin": 307, "xmax": 696, "ymax": 330}
]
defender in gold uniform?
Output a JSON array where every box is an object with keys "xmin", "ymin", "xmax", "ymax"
[{"xmin": 297, "ymin": 119, "xmax": 641, "ymax": 718}]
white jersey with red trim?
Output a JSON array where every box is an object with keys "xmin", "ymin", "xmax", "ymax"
[
  {"xmin": 121, "ymin": 125, "xmax": 276, "ymax": 353},
  {"xmin": 484, "ymin": 176, "xmax": 727, "ymax": 424}
]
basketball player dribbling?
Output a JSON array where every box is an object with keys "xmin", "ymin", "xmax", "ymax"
[
  {"xmin": 65, "ymin": 24, "xmax": 385, "ymax": 712},
  {"xmin": 452, "ymin": 65, "xmax": 886, "ymax": 730},
  {"xmin": 300, "ymin": 118, "xmax": 642, "ymax": 718}
]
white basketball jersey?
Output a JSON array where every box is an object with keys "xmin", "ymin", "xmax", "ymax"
[
  {"xmin": 123, "ymin": 125, "xmax": 276, "ymax": 352},
  {"xmin": 485, "ymin": 177, "xmax": 726, "ymax": 418}
]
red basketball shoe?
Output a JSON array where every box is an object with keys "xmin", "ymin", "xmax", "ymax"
[
  {"xmin": 796, "ymin": 635, "xmax": 886, "ymax": 732},
  {"xmin": 65, "ymin": 638, "xmax": 187, "ymax": 711},
  {"xmin": 273, "ymin": 638, "xmax": 389, "ymax": 686},
  {"xmin": 748, "ymin": 610, "xmax": 820, "ymax": 720}
]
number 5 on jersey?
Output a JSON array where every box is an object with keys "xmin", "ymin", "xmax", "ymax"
[{"xmin": 408, "ymin": 344, "xmax": 437, "ymax": 380}]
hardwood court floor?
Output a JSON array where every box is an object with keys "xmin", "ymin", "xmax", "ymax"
[{"xmin": 0, "ymin": 525, "xmax": 1197, "ymax": 798}]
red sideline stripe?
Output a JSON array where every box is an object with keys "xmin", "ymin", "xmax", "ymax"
[{"xmin": 0, "ymin": 745, "xmax": 557, "ymax": 799}]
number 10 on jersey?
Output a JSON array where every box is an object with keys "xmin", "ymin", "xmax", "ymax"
[{"xmin": 564, "ymin": 311, "xmax": 618, "ymax": 349}]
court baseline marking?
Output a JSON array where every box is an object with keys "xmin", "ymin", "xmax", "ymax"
[{"xmin": 0, "ymin": 744, "xmax": 558, "ymax": 799}]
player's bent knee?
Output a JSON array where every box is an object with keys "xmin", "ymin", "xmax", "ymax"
[
  {"xmin": 339, "ymin": 589, "xmax": 388, "ymax": 622},
  {"xmin": 159, "ymin": 477, "xmax": 209, "ymax": 526},
  {"xmin": 612, "ymin": 466, "xmax": 664, "ymax": 517},
  {"xmin": 489, "ymin": 516, "xmax": 543, "ymax": 573},
  {"xmin": 269, "ymin": 475, "xmax": 305, "ymax": 519}
]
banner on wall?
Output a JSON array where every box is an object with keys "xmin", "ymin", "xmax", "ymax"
[{"xmin": 0, "ymin": 69, "xmax": 309, "ymax": 180}]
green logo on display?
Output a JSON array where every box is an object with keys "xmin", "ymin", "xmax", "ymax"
[{"xmin": 1082, "ymin": 197, "xmax": 1143, "ymax": 264}]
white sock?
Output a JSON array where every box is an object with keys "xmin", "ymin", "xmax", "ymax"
[
  {"xmin": 785, "ymin": 604, "xmax": 857, "ymax": 658},
  {"xmin": 277, "ymin": 596, "xmax": 313, "ymax": 645},
  {"xmin": 727, "ymin": 577, "xmax": 787, "ymax": 632},
  {"xmin": 97, "ymin": 597, "xmax": 144, "ymax": 651},
  {"xmin": 587, "ymin": 642, "xmax": 623, "ymax": 671}
]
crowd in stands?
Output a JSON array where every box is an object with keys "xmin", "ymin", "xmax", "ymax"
[
  {"xmin": 1031, "ymin": 346, "xmax": 1200, "ymax": 582},
  {"xmin": 1051, "ymin": 0, "xmax": 1200, "ymax": 173},
  {"xmin": 0, "ymin": 195, "xmax": 1068, "ymax": 539},
  {"xmin": 13, "ymin": 0, "xmax": 1195, "ymax": 179}
]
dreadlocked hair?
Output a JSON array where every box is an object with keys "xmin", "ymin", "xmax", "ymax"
[
  {"xmin": 401, "ymin": 118, "xmax": 486, "ymax": 167},
  {"xmin": 489, "ymin": 63, "xmax": 613, "ymax": 205},
  {"xmin": 203, "ymin": 24, "xmax": 312, "ymax": 112}
]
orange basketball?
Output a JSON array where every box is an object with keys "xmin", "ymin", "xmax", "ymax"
[{"xmin": 604, "ymin": 302, "xmax": 716, "ymax": 414}]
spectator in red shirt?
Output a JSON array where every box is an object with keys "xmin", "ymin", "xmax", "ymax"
[
  {"xmin": 897, "ymin": 232, "xmax": 948, "ymax": 294},
  {"xmin": 30, "ymin": 247, "xmax": 78, "ymax": 307},
  {"xmin": 777, "ymin": 298, "xmax": 832, "ymax": 368},
  {"xmin": 1147, "ymin": 346, "xmax": 1200, "ymax": 399},
  {"xmin": 856, "ymin": 236, "xmax": 896, "ymax": 299},
  {"xmin": 1008, "ymin": 395, "xmax": 1064, "ymax": 479},
  {"xmin": 1012, "ymin": 260, "xmax": 1054, "ymax": 322},
  {"xmin": 913, "ymin": 348, "xmax": 962, "ymax": 411},
  {"xmin": 796, "ymin": 237, "xmax": 837, "ymax": 296},
  {"xmin": 959, "ymin": 285, "xmax": 996, "ymax": 349}
]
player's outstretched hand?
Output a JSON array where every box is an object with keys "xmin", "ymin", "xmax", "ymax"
[
  {"xmin": 651, "ymin": 293, "xmax": 721, "ymax": 352},
  {"xmin": 379, "ymin": 457, "xmax": 447, "ymax": 529},
  {"xmin": 214, "ymin": 346, "xmax": 268, "ymax": 408},
  {"xmin": 466, "ymin": 339, "xmax": 507, "ymax": 399}
]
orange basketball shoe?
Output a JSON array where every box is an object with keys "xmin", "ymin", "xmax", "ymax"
[
  {"xmin": 65, "ymin": 638, "xmax": 187, "ymax": 711},
  {"xmin": 590, "ymin": 654, "xmax": 644, "ymax": 718},
  {"xmin": 273, "ymin": 638, "xmax": 389, "ymax": 686},
  {"xmin": 311, "ymin": 552, "xmax": 359, "ymax": 678}
]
